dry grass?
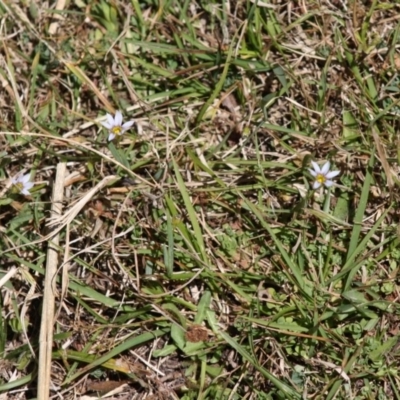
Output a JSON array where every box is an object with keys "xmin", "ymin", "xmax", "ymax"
[{"xmin": 1, "ymin": 1, "xmax": 400, "ymax": 399}]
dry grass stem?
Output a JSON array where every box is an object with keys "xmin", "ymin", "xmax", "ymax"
[{"xmin": 38, "ymin": 163, "xmax": 66, "ymax": 399}]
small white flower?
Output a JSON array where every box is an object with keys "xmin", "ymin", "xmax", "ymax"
[
  {"xmin": 309, "ymin": 161, "xmax": 340, "ymax": 189},
  {"xmin": 11, "ymin": 173, "xmax": 34, "ymax": 195},
  {"xmin": 101, "ymin": 110, "xmax": 134, "ymax": 141}
]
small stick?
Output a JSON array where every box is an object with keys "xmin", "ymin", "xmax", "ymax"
[
  {"xmin": 37, "ymin": 163, "xmax": 66, "ymax": 400},
  {"xmin": 48, "ymin": 0, "xmax": 67, "ymax": 35}
]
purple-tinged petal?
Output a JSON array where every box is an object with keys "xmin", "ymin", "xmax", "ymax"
[
  {"xmin": 308, "ymin": 168, "xmax": 318, "ymax": 177},
  {"xmin": 122, "ymin": 120, "xmax": 134, "ymax": 130},
  {"xmin": 321, "ymin": 161, "xmax": 331, "ymax": 175},
  {"xmin": 325, "ymin": 180, "xmax": 334, "ymax": 187},
  {"xmin": 21, "ymin": 174, "xmax": 31, "ymax": 184},
  {"xmin": 106, "ymin": 113, "xmax": 115, "ymax": 126},
  {"xmin": 25, "ymin": 182, "xmax": 34, "ymax": 191},
  {"xmin": 101, "ymin": 121, "xmax": 113, "ymax": 129},
  {"xmin": 311, "ymin": 161, "xmax": 321, "ymax": 173},
  {"xmin": 326, "ymin": 170, "xmax": 340, "ymax": 179},
  {"xmin": 21, "ymin": 188, "xmax": 30, "ymax": 195},
  {"xmin": 108, "ymin": 133, "xmax": 115, "ymax": 141},
  {"xmin": 114, "ymin": 111, "xmax": 123, "ymax": 126},
  {"xmin": 312, "ymin": 181, "xmax": 321, "ymax": 189}
]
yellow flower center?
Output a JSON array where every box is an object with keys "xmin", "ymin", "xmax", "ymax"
[
  {"xmin": 12, "ymin": 183, "xmax": 23, "ymax": 193},
  {"xmin": 316, "ymin": 174, "xmax": 326, "ymax": 184},
  {"xmin": 111, "ymin": 126, "xmax": 122, "ymax": 135}
]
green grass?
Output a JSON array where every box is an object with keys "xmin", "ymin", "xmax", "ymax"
[{"xmin": 1, "ymin": 0, "xmax": 400, "ymax": 399}]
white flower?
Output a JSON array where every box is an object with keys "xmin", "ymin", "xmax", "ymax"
[
  {"xmin": 101, "ymin": 110, "xmax": 134, "ymax": 141},
  {"xmin": 309, "ymin": 161, "xmax": 340, "ymax": 189},
  {"xmin": 11, "ymin": 173, "xmax": 34, "ymax": 195}
]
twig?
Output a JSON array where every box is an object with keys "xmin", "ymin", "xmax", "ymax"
[
  {"xmin": 48, "ymin": 0, "xmax": 66, "ymax": 35},
  {"xmin": 37, "ymin": 163, "xmax": 66, "ymax": 400}
]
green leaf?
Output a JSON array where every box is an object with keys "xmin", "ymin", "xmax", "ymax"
[
  {"xmin": 208, "ymin": 311, "xmax": 301, "ymax": 398},
  {"xmin": 368, "ymin": 335, "xmax": 400, "ymax": 361},
  {"xmin": 238, "ymin": 193, "xmax": 312, "ymax": 300},
  {"xmin": 172, "ymin": 158, "xmax": 208, "ymax": 263},
  {"xmin": 108, "ymin": 141, "xmax": 130, "ymax": 169},
  {"xmin": 333, "ymin": 191, "xmax": 350, "ymax": 221},
  {"xmin": 342, "ymin": 290, "xmax": 368, "ymax": 305},
  {"xmin": 195, "ymin": 291, "xmax": 211, "ymax": 324},
  {"xmin": 170, "ymin": 323, "xmax": 185, "ymax": 350},
  {"xmin": 63, "ymin": 328, "xmax": 168, "ymax": 384}
]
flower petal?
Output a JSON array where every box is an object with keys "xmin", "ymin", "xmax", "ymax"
[
  {"xmin": 122, "ymin": 120, "xmax": 134, "ymax": 130},
  {"xmin": 21, "ymin": 188, "xmax": 30, "ymax": 195},
  {"xmin": 308, "ymin": 168, "xmax": 318, "ymax": 177},
  {"xmin": 114, "ymin": 111, "xmax": 123, "ymax": 126},
  {"xmin": 326, "ymin": 170, "xmax": 340, "ymax": 179},
  {"xmin": 25, "ymin": 182, "xmax": 34, "ymax": 191},
  {"xmin": 325, "ymin": 180, "xmax": 334, "ymax": 187},
  {"xmin": 101, "ymin": 121, "xmax": 113, "ymax": 129},
  {"xmin": 312, "ymin": 181, "xmax": 321, "ymax": 189},
  {"xmin": 108, "ymin": 133, "xmax": 115, "ymax": 141},
  {"xmin": 106, "ymin": 113, "xmax": 115, "ymax": 126},
  {"xmin": 321, "ymin": 161, "xmax": 331, "ymax": 175},
  {"xmin": 21, "ymin": 174, "xmax": 31, "ymax": 184},
  {"xmin": 311, "ymin": 161, "xmax": 321, "ymax": 173}
]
